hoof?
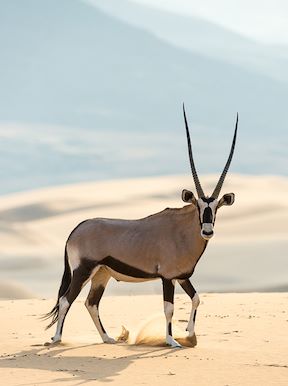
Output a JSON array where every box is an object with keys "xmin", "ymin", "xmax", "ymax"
[
  {"xmin": 166, "ymin": 336, "xmax": 182, "ymax": 348},
  {"xmin": 187, "ymin": 333, "xmax": 197, "ymax": 347},
  {"xmin": 44, "ymin": 339, "xmax": 61, "ymax": 347},
  {"xmin": 103, "ymin": 335, "xmax": 117, "ymax": 344}
]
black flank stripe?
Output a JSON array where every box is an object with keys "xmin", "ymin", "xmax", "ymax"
[{"xmin": 101, "ymin": 256, "xmax": 158, "ymax": 279}]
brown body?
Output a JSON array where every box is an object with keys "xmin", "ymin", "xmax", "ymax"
[{"xmin": 67, "ymin": 205, "xmax": 207, "ymax": 281}]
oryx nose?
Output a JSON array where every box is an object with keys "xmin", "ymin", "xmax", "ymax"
[
  {"xmin": 201, "ymin": 223, "xmax": 214, "ymax": 240},
  {"xmin": 202, "ymin": 230, "xmax": 214, "ymax": 236}
]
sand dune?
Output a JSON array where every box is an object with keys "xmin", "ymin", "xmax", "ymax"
[
  {"xmin": 0, "ymin": 293, "xmax": 287, "ymax": 385},
  {"xmin": 0, "ymin": 174, "xmax": 287, "ymax": 297},
  {"xmin": 0, "ymin": 281, "xmax": 36, "ymax": 299}
]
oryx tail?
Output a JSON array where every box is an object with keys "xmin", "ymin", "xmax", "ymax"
[{"xmin": 44, "ymin": 245, "xmax": 72, "ymax": 329}]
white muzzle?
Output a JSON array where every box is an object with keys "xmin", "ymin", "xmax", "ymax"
[{"xmin": 201, "ymin": 223, "xmax": 214, "ymax": 240}]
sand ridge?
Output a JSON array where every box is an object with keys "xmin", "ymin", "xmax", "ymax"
[{"xmin": 0, "ymin": 173, "xmax": 287, "ymax": 297}]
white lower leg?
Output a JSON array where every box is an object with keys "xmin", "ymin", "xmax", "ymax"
[
  {"xmin": 186, "ymin": 293, "xmax": 200, "ymax": 336},
  {"xmin": 164, "ymin": 301, "xmax": 181, "ymax": 348},
  {"xmin": 52, "ymin": 297, "xmax": 70, "ymax": 343},
  {"xmin": 85, "ymin": 301, "xmax": 116, "ymax": 344}
]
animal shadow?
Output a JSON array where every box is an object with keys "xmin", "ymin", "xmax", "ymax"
[{"xmin": 0, "ymin": 343, "xmax": 178, "ymax": 384}]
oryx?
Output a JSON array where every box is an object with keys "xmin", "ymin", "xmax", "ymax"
[{"xmin": 44, "ymin": 105, "xmax": 238, "ymax": 348}]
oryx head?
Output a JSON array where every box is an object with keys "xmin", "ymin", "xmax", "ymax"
[{"xmin": 181, "ymin": 104, "xmax": 238, "ymax": 241}]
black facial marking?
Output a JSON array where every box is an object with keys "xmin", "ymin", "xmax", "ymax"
[
  {"xmin": 202, "ymin": 197, "xmax": 216, "ymax": 204},
  {"xmin": 101, "ymin": 256, "xmax": 158, "ymax": 279},
  {"xmin": 203, "ymin": 207, "xmax": 213, "ymax": 223},
  {"xmin": 198, "ymin": 197, "xmax": 217, "ymax": 225},
  {"xmin": 197, "ymin": 204, "xmax": 202, "ymax": 226}
]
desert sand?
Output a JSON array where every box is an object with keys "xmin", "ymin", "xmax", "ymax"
[{"xmin": 0, "ymin": 293, "xmax": 288, "ymax": 385}]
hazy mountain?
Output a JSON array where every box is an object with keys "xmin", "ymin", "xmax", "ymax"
[
  {"xmin": 0, "ymin": 0, "xmax": 287, "ymax": 130},
  {"xmin": 0, "ymin": 0, "xmax": 287, "ymax": 193},
  {"xmin": 88, "ymin": 0, "xmax": 288, "ymax": 82}
]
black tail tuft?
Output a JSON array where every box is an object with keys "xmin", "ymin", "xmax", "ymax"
[
  {"xmin": 42, "ymin": 304, "xmax": 60, "ymax": 330},
  {"xmin": 42, "ymin": 245, "xmax": 71, "ymax": 329}
]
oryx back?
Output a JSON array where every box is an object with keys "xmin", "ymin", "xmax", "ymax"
[{"xmin": 66, "ymin": 204, "xmax": 206, "ymax": 281}]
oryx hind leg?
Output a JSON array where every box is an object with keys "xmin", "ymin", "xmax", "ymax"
[
  {"xmin": 162, "ymin": 279, "xmax": 181, "ymax": 348},
  {"xmin": 178, "ymin": 279, "xmax": 200, "ymax": 337},
  {"xmin": 51, "ymin": 260, "xmax": 98, "ymax": 343},
  {"xmin": 85, "ymin": 266, "xmax": 115, "ymax": 344}
]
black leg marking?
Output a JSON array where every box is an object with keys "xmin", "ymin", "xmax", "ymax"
[
  {"xmin": 53, "ymin": 260, "xmax": 97, "ymax": 341},
  {"xmin": 178, "ymin": 279, "xmax": 199, "ymax": 336},
  {"xmin": 85, "ymin": 267, "xmax": 114, "ymax": 343},
  {"xmin": 98, "ymin": 318, "xmax": 106, "ymax": 335},
  {"xmin": 87, "ymin": 285, "xmax": 107, "ymax": 334},
  {"xmin": 179, "ymin": 279, "xmax": 196, "ymax": 299},
  {"xmin": 59, "ymin": 305, "xmax": 71, "ymax": 335},
  {"xmin": 168, "ymin": 322, "xmax": 172, "ymax": 336},
  {"xmin": 88, "ymin": 285, "xmax": 105, "ymax": 307},
  {"xmin": 193, "ymin": 309, "xmax": 197, "ymax": 323},
  {"xmin": 162, "ymin": 279, "xmax": 181, "ymax": 347},
  {"xmin": 66, "ymin": 259, "xmax": 97, "ymax": 303},
  {"xmin": 162, "ymin": 278, "xmax": 175, "ymax": 304}
]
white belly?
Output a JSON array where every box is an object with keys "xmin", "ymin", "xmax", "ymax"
[{"xmin": 105, "ymin": 267, "xmax": 157, "ymax": 283}]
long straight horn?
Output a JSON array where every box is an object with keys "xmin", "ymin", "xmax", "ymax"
[
  {"xmin": 183, "ymin": 103, "xmax": 205, "ymax": 198},
  {"xmin": 211, "ymin": 113, "xmax": 238, "ymax": 199}
]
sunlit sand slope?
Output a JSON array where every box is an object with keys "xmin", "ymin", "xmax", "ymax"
[{"xmin": 0, "ymin": 174, "xmax": 287, "ymax": 296}]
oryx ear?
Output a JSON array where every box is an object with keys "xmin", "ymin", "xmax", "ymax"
[
  {"xmin": 182, "ymin": 189, "xmax": 197, "ymax": 204},
  {"xmin": 217, "ymin": 193, "xmax": 235, "ymax": 208}
]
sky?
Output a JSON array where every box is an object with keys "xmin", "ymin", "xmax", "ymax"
[
  {"xmin": 129, "ymin": 0, "xmax": 288, "ymax": 44},
  {"xmin": 0, "ymin": 0, "xmax": 288, "ymax": 194}
]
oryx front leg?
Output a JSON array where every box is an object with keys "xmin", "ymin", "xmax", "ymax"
[
  {"xmin": 85, "ymin": 267, "xmax": 115, "ymax": 344},
  {"xmin": 178, "ymin": 279, "xmax": 200, "ymax": 337},
  {"xmin": 162, "ymin": 279, "xmax": 181, "ymax": 348}
]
